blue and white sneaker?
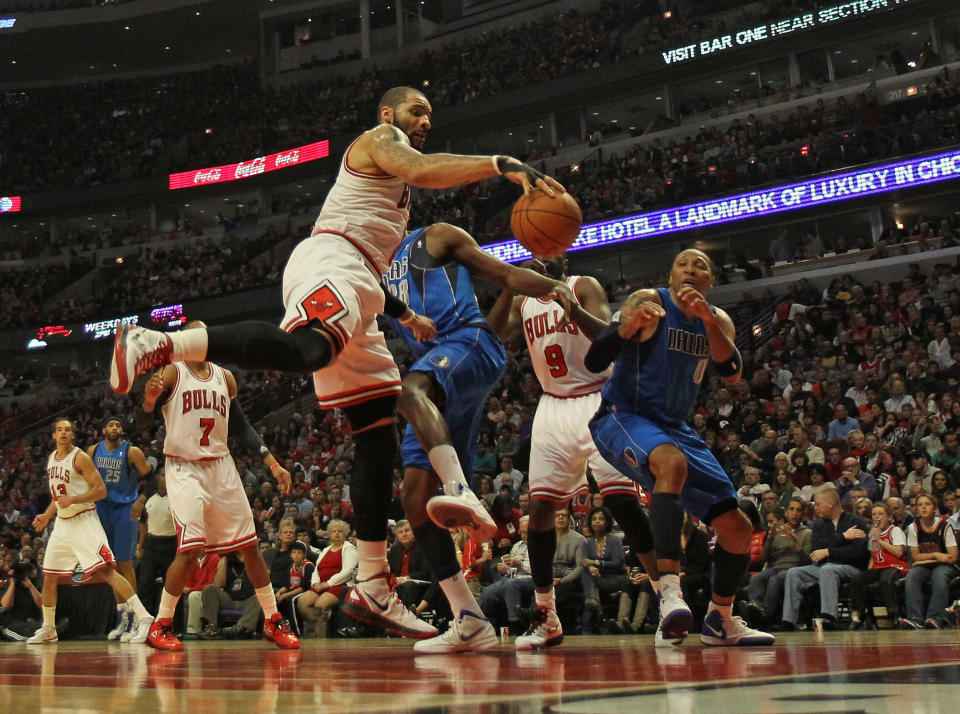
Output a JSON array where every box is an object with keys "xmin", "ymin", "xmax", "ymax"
[
  {"xmin": 658, "ymin": 587, "xmax": 693, "ymax": 640},
  {"xmin": 654, "ymin": 622, "xmax": 684, "ymax": 647},
  {"xmin": 119, "ymin": 612, "xmax": 138, "ymax": 643},
  {"xmin": 700, "ymin": 608, "xmax": 775, "ymax": 646},
  {"xmin": 107, "ymin": 609, "xmax": 130, "ymax": 641}
]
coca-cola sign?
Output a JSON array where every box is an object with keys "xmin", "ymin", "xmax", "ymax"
[{"xmin": 168, "ymin": 140, "xmax": 329, "ymax": 190}]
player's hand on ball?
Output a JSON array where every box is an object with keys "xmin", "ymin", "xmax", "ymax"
[
  {"xmin": 497, "ymin": 156, "xmax": 565, "ymax": 197},
  {"xmin": 675, "ymin": 285, "xmax": 712, "ymax": 321},
  {"xmin": 406, "ymin": 313, "xmax": 437, "ymax": 342}
]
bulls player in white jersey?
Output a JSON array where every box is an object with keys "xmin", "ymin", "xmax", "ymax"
[
  {"xmin": 28, "ymin": 419, "xmax": 153, "ymax": 644},
  {"xmin": 138, "ymin": 322, "xmax": 298, "ymax": 651},
  {"xmin": 488, "ymin": 255, "xmax": 659, "ymax": 649},
  {"xmin": 110, "ymin": 85, "xmax": 566, "ymax": 637}
]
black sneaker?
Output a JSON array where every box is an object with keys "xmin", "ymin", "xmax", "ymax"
[{"xmin": 201, "ymin": 623, "xmax": 220, "ymax": 640}]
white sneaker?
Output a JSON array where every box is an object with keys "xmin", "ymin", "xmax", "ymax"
[
  {"xmin": 27, "ymin": 625, "xmax": 58, "ymax": 645},
  {"xmin": 110, "ymin": 322, "xmax": 173, "ymax": 394},
  {"xmin": 119, "ymin": 612, "xmax": 138, "ymax": 642},
  {"xmin": 127, "ymin": 616, "xmax": 153, "ymax": 645},
  {"xmin": 342, "ymin": 572, "xmax": 439, "ymax": 639},
  {"xmin": 414, "ymin": 611, "xmax": 499, "ymax": 654},
  {"xmin": 515, "ymin": 607, "xmax": 563, "ymax": 650},
  {"xmin": 654, "ymin": 623, "xmax": 684, "ymax": 648},
  {"xmin": 658, "ymin": 587, "xmax": 693, "ymax": 640},
  {"xmin": 107, "ymin": 609, "xmax": 129, "ymax": 641},
  {"xmin": 426, "ymin": 484, "xmax": 497, "ymax": 541},
  {"xmin": 700, "ymin": 609, "xmax": 775, "ymax": 646}
]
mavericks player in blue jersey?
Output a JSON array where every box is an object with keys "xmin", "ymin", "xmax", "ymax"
[
  {"xmin": 87, "ymin": 416, "xmax": 153, "ymax": 640},
  {"xmin": 378, "ymin": 222, "xmax": 575, "ymax": 653},
  {"xmin": 586, "ymin": 249, "xmax": 774, "ymax": 647}
]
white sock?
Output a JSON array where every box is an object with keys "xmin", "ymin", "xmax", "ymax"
[
  {"xmin": 125, "ymin": 594, "xmax": 151, "ymax": 620},
  {"xmin": 156, "ymin": 589, "xmax": 180, "ymax": 621},
  {"xmin": 42, "ymin": 606, "xmax": 56, "ymax": 629},
  {"xmin": 534, "ymin": 589, "xmax": 556, "ymax": 610},
  {"xmin": 660, "ymin": 573, "xmax": 681, "ymax": 594},
  {"xmin": 170, "ymin": 328, "xmax": 208, "ymax": 362},
  {"xmin": 357, "ymin": 540, "xmax": 388, "ymax": 581},
  {"xmin": 438, "ymin": 572, "xmax": 479, "ymax": 619},
  {"xmin": 256, "ymin": 584, "xmax": 278, "ymax": 619},
  {"xmin": 428, "ymin": 445, "xmax": 468, "ymax": 495},
  {"xmin": 708, "ymin": 601, "xmax": 733, "ymax": 621}
]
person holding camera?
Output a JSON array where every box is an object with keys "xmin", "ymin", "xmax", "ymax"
[{"xmin": 0, "ymin": 561, "xmax": 43, "ymax": 641}]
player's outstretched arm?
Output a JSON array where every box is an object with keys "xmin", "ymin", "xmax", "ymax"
[
  {"xmin": 567, "ymin": 276, "xmax": 612, "ymax": 341},
  {"xmin": 367, "ymin": 125, "xmax": 563, "ymax": 194},
  {"xmin": 224, "ymin": 372, "xmax": 291, "ymax": 495}
]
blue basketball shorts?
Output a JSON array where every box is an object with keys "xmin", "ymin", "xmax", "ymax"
[
  {"xmin": 401, "ymin": 327, "xmax": 506, "ymax": 482},
  {"xmin": 96, "ymin": 500, "xmax": 138, "ymax": 562}
]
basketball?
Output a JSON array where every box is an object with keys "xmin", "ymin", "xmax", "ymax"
[{"xmin": 510, "ymin": 189, "xmax": 583, "ymax": 257}]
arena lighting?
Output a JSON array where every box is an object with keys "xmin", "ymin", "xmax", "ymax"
[
  {"xmin": 484, "ymin": 148, "xmax": 960, "ymax": 263},
  {"xmin": 0, "ymin": 18, "xmax": 15, "ymax": 29},
  {"xmin": 0, "ymin": 196, "xmax": 22, "ymax": 213},
  {"xmin": 661, "ymin": 0, "xmax": 922, "ymax": 65},
  {"xmin": 168, "ymin": 140, "xmax": 329, "ymax": 190}
]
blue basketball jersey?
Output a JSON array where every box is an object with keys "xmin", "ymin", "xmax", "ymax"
[
  {"xmin": 383, "ymin": 227, "xmax": 488, "ymax": 357},
  {"xmin": 93, "ymin": 440, "xmax": 136, "ymax": 504},
  {"xmin": 602, "ymin": 287, "xmax": 710, "ymax": 425}
]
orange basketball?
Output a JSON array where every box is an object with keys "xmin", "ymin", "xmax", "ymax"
[{"xmin": 510, "ymin": 189, "xmax": 582, "ymax": 258}]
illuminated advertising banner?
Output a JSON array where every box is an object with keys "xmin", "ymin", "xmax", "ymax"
[
  {"xmin": 0, "ymin": 18, "xmax": 16, "ymax": 29},
  {"xmin": 168, "ymin": 140, "xmax": 330, "ymax": 190},
  {"xmin": 662, "ymin": 0, "xmax": 920, "ymax": 66},
  {"xmin": 0, "ymin": 196, "xmax": 22, "ymax": 213},
  {"xmin": 484, "ymin": 148, "xmax": 960, "ymax": 263},
  {"xmin": 27, "ymin": 303, "xmax": 186, "ymax": 350}
]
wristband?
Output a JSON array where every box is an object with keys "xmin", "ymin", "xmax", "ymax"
[
  {"xmin": 269, "ymin": 461, "xmax": 283, "ymax": 475},
  {"xmin": 491, "ymin": 155, "xmax": 503, "ymax": 175},
  {"xmin": 712, "ymin": 347, "xmax": 742, "ymax": 377}
]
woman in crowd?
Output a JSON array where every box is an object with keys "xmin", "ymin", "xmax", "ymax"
[
  {"xmin": 579, "ymin": 507, "xmax": 630, "ymax": 635},
  {"xmin": 773, "ymin": 468, "xmax": 800, "ymax": 508},
  {"xmin": 295, "ymin": 519, "xmax": 357, "ymax": 636}
]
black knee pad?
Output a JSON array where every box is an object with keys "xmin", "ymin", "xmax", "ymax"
[
  {"xmin": 342, "ymin": 395, "xmax": 398, "ymax": 432},
  {"xmin": 349, "ymin": 421, "xmax": 399, "ymax": 542},
  {"xmin": 289, "ymin": 322, "xmax": 334, "ymax": 371}
]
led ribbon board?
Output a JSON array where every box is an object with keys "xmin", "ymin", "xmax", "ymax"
[
  {"xmin": 168, "ymin": 141, "xmax": 330, "ymax": 190},
  {"xmin": 0, "ymin": 196, "xmax": 22, "ymax": 213},
  {"xmin": 484, "ymin": 148, "xmax": 960, "ymax": 263},
  {"xmin": 661, "ymin": 0, "xmax": 921, "ymax": 66}
]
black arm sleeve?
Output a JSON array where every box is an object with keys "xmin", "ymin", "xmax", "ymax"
[
  {"xmin": 137, "ymin": 466, "xmax": 158, "ymax": 500},
  {"xmin": 228, "ymin": 399, "xmax": 267, "ymax": 457},
  {"xmin": 584, "ymin": 322, "xmax": 628, "ymax": 373},
  {"xmin": 381, "ymin": 283, "xmax": 410, "ymax": 319}
]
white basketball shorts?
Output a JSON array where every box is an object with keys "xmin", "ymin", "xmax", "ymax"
[{"xmin": 43, "ymin": 508, "xmax": 116, "ymax": 577}]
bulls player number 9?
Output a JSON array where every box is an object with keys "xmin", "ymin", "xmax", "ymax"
[{"xmin": 544, "ymin": 345, "xmax": 569, "ymax": 378}]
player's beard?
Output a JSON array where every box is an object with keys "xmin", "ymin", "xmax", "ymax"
[{"xmin": 394, "ymin": 117, "xmax": 425, "ymax": 150}]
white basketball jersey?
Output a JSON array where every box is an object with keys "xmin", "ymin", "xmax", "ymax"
[
  {"xmin": 521, "ymin": 276, "xmax": 611, "ymax": 397},
  {"xmin": 162, "ymin": 362, "xmax": 231, "ymax": 460},
  {"xmin": 311, "ymin": 135, "xmax": 410, "ymax": 275},
  {"xmin": 46, "ymin": 446, "xmax": 93, "ymax": 518}
]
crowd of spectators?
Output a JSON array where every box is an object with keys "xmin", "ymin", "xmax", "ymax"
[
  {"xmin": 4, "ymin": 250, "xmax": 960, "ymax": 638},
  {"xmin": 1, "ymin": 0, "xmax": 885, "ymax": 195}
]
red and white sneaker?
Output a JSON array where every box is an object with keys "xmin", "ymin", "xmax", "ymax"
[
  {"xmin": 110, "ymin": 322, "xmax": 173, "ymax": 394},
  {"xmin": 514, "ymin": 607, "xmax": 563, "ymax": 650},
  {"xmin": 263, "ymin": 612, "xmax": 300, "ymax": 649},
  {"xmin": 146, "ymin": 618, "xmax": 183, "ymax": 652},
  {"xmin": 343, "ymin": 572, "xmax": 439, "ymax": 639},
  {"xmin": 426, "ymin": 484, "xmax": 497, "ymax": 541}
]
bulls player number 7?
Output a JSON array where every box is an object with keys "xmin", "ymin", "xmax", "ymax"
[{"xmin": 199, "ymin": 418, "xmax": 216, "ymax": 447}]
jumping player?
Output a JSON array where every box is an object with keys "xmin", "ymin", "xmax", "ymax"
[
  {"xmin": 139, "ymin": 323, "xmax": 298, "ymax": 651},
  {"xmin": 378, "ymin": 222, "xmax": 574, "ymax": 653},
  {"xmin": 28, "ymin": 419, "xmax": 153, "ymax": 644},
  {"xmin": 87, "ymin": 416, "xmax": 153, "ymax": 641},
  {"xmin": 487, "ymin": 254, "xmax": 659, "ymax": 649},
  {"xmin": 586, "ymin": 249, "xmax": 774, "ymax": 646},
  {"xmin": 109, "ymin": 85, "xmax": 562, "ymax": 638}
]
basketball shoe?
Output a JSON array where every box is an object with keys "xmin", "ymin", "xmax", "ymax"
[
  {"xmin": 342, "ymin": 572, "xmax": 439, "ymax": 639},
  {"xmin": 108, "ymin": 609, "xmax": 131, "ymax": 641},
  {"xmin": 27, "ymin": 625, "xmax": 58, "ymax": 645},
  {"xmin": 263, "ymin": 613, "xmax": 300, "ymax": 649},
  {"xmin": 413, "ymin": 610, "xmax": 499, "ymax": 654},
  {"xmin": 654, "ymin": 623, "xmax": 684, "ymax": 648},
  {"xmin": 426, "ymin": 484, "xmax": 497, "ymax": 541},
  {"xmin": 700, "ymin": 608, "xmax": 775, "ymax": 646},
  {"xmin": 147, "ymin": 618, "xmax": 183, "ymax": 652},
  {"xmin": 658, "ymin": 586, "xmax": 693, "ymax": 640},
  {"xmin": 110, "ymin": 322, "xmax": 173, "ymax": 394},
  {"xmin": 514, "ymin": 607, "xmax": 563, "ymax": 650},
  {"xmin": 126, "ymin": 616, "xmax": 154, "ymax": 645}
]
